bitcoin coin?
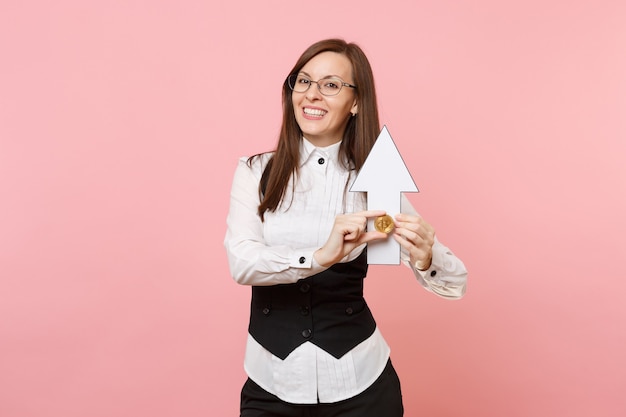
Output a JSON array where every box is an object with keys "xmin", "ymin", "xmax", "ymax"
[{"xmin": 374, "ymin": 214, "xmax": 394, "ymax": 233}]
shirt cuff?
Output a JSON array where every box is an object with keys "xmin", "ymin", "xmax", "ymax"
[
  {"xmin": 291, "ymin": 248, "xmax": 327, "ymax": 278},
  {"xmin": 409, "ymin": 247, "xmax": 466, "ymax": 299}
]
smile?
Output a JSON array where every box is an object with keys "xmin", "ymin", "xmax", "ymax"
[{"xmin": 303, "ymin": 108, "xmax": 327, "ymax": 117}]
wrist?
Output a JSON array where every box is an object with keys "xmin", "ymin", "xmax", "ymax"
[
  {"xmin": 314, "ymin": 248, "xmax": 332, "ymax": 268},
  {"xmin": 414, "ymin": 255, "xmax": 432, "ymax": 271}
]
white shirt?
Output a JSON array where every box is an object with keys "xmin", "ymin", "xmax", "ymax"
[{"xmin": 224, "ymin": 138, "xmax": 467, "ymax": 404}]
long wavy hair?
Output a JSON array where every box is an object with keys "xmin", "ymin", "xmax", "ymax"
[{"xmin": 251, "ymin": 39, "xmax": 380, "ymax": 220}]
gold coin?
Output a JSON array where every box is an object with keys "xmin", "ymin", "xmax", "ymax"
[{"xmin": 374, "ymin": 214, "xmax": 394, "ymax": 233}]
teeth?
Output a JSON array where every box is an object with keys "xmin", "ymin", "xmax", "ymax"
[{"xmin": 304, "ymin": 108, "xmax": 326, "ymax": 116}]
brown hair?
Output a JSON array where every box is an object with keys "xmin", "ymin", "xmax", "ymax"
[{"xmin": 250, "ymin": 39, "xmax": 380, "ymax": 220}]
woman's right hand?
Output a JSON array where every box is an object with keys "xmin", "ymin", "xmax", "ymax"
[{"xmin": 314, "ymin": 210, "xmax": 389, "ymax": 267}]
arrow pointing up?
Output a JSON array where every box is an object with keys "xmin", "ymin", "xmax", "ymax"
[{"xmin": 350, "ymin": 126, "xmax": 418, "ymax": 264}]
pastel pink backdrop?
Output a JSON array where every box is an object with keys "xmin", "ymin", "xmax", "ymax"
[{"xmin": 1, "ymin": 1, "xmax": 624, "ymax": 416}]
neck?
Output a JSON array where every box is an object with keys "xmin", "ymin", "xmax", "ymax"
[{"xmin": 303, "ymin": 136, "xmax": 342, "ymax": 148}]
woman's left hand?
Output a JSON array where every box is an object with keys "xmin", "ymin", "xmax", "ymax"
[{"xmin": 393, "ymin": 213, "xmax": 435, "ymax": 271}]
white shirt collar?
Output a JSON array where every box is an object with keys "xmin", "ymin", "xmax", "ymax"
[{"xmin": 299, "ymin": 137, "xmax": 342, "ymax": 167}]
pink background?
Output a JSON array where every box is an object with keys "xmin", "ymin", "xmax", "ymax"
[{"xmin": 1, "ymin": 1, "xmax": 625, "ymax": 416}]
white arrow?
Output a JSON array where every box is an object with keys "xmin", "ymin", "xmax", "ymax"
[{"xmin": 350, "ymin": 126, "xmax": 418, "ymax": 264}]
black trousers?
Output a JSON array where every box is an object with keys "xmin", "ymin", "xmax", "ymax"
[{"xmin": 240, "ymin": 359, "xmax": 404, "ymax": 417}]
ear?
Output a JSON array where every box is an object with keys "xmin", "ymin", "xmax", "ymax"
[{"xmin": 351, "ymin": 100, "xmax": 358, "ymax": 116}]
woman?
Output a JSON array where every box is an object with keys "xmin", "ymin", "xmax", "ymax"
[{"xmin": 224, "ymin": 39, "xmax": 467, "ymax": 417}]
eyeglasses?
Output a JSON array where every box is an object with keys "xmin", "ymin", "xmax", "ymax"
[{"xmin": 287, "ymin": 74, "xmax": 357, "ymax": 96}]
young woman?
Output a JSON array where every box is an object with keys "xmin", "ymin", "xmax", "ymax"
[{"xmin": 224, "ymin": 38, "xmax": 467, "ymax": 417}]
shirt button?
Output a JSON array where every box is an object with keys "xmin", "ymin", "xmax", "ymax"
[
  {"xmin": 318, "ymin": 157, "xmax": 325, "ymax": 165},
  {"xmin": 301, "ymin": 306, "xmax": 310, "ymax": 316},
  {"xmin": 345, "ymin": 307, "xmax": 354, "ymax": 315},
  {"xmin": 262, "ymin": 307, "xmax": 270, "ymax": 315},
  {"xmin": 299, "ymin": 256, "xmax": 306, "ymax": 264},
  {"xmin": 301, "ymin": 329, "xmax": 312, "ymax": 338},
  {"xmin": 300, "ymin": 283, "xmax": 311, "ymax": 293},
  {"xmin": 430, "ymin": 270, "xmax": 437, "ymax": 277}
]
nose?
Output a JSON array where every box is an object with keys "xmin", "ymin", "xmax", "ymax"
[{"xmin": 305, "ymin": 81, "xmax": 322, "ymax": 101}]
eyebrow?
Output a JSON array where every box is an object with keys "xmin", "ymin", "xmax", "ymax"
[{"xmin": 298, "ymin": 71, "xmax": 344, "ymax": 80}]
